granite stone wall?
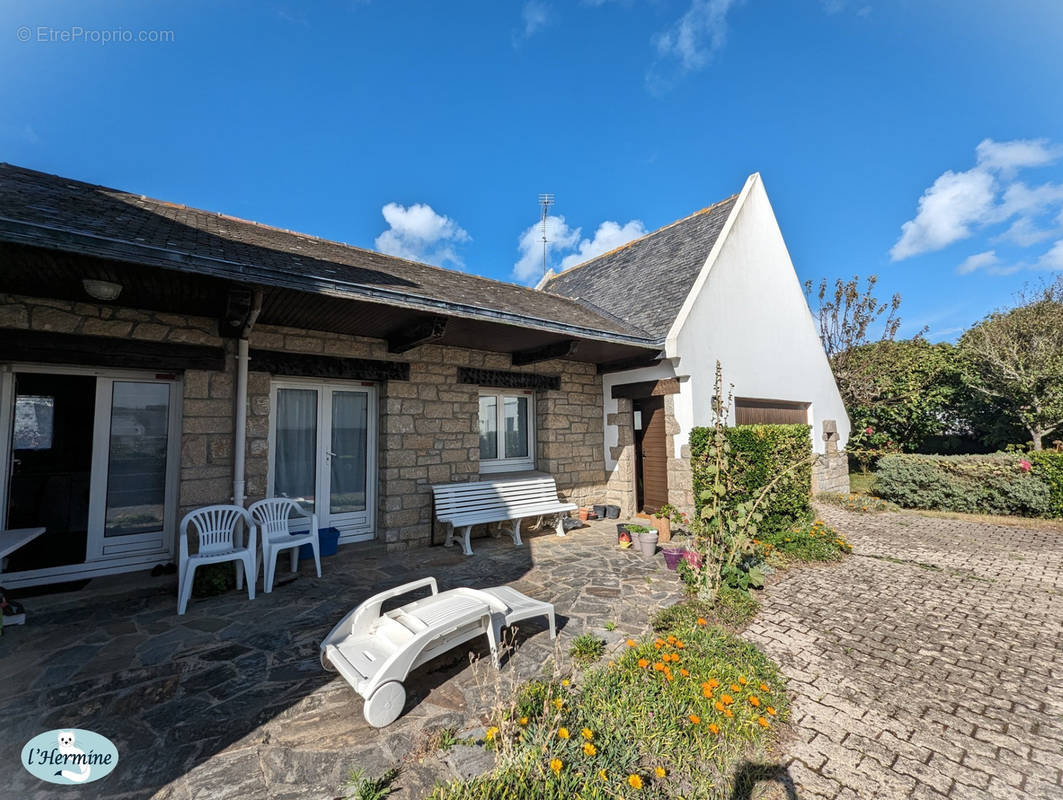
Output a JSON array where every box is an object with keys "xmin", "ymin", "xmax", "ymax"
[{"xmin": 3, "ymin": 292, "xmax": 612, "ymax": 550}]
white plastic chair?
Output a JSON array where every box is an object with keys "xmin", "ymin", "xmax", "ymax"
[
  {"xmin": 320, "ymin": 578, "xmax": 556, "ymax": 727},
  {"xmin": 178, "ymin": 505, "xmax": 256, "ymax": 615},
  {"xmin": 248, "ymin": 498, "xmax": 321, "ymax": 594}
]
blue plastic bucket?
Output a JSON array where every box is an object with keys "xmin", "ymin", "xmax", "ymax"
[{"xmin": 297, "ymin": 527, "xmax": 340, "ymax": 560}]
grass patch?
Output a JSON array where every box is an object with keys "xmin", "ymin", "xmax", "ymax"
[
  {"xmin": 430, "ymin": 617, "xmax": 788, "ymax": 799},
  {"xmin": 911, "ymin": 508, "xmax": 1063, "ymax": 532},
  {"xmin": 651, "ymin": 589, "xmax": 759, "ymax": 634},
  {"xmin": 343, "ymin": 767, "xmax": 400, "ymax": 800},
  {"xmin": 848, "ymin": 472, "xmax": 875, "ymax": 495},
  {"xmin": 759, "ymin": 518, "xmax": 851, "ymax": 563},
  {"xmin": 569, "ymin": 634, "xmax": 606, "ymax": 665},
  {"xmin": 816, "ymin": 493, "xmax": 899, "ymax": 513}
]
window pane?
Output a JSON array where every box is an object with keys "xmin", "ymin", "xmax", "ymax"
[
  {"xmin": 503, "ymin": 396, "xmax": 529, "ymax": 459},
  {"xmin": 105, "ymin": 382, "xmax": 169, "ymax": 537},
  {"xmin": 478, "ymin": 396, "xmax": 498, "ymax": 460},
  {"xmin": 275, "ymin": 388, "xmax": 317, "ymax": 512},
  {"xmin": 13, "ymin": 395, "xmax": 54, "ymax": 450},
  {"xmin": 330, "ymin": 391, "xmax": 367, "ymax": 514}
]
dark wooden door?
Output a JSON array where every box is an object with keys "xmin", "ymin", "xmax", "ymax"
[{"xmin": 635, "ymin": 396, "xmax": 669, "ymax": 513}]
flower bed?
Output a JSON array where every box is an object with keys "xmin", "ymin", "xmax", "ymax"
[
  {"xmin": 429, "ymin": 621, "xmax": 787, "ymax": 799},
  {"xmin": 757, "ymin": 518, "xmax": 851, "ymax": 563}
]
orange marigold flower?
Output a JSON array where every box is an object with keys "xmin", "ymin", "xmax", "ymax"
[
  {"xmin": 679, "ymin": 668, "xmax": 690, "ymax": 677},
  {"xmin": 738, "ymin": 676, "xmax": 748, "ymax": 685},
  {"xmin": 758, "ymin": 716, "xmax": 770, "ymax": 728},
  {"xmin": 697, "ymin": 617, "xmax": 707, "ymax": 626},
  {"xmin": 714, "ymin": 701, "xmax": 725, "ymax": 712},
  {"xmin": 561, "ymin": 679, "xmax": 570, "ymax": 687},
  {"xmin": 519, "ymin": 716, "xmax": 528, "ymax": 726},
  {"xmin": 627, "ymin": 774, "xmax": 643, "ymax": 790},
  {"xmin": 707, "ymin": 679, "xmax": 720, "ymax": 689},
  {"xmin": 637, "ymin": 658, "xmax": 649, "ymax": 668},
  {"xmin": 626, "ymin": 639, "xmax": 637, "ymax": 647},
  {"xmin": 702, "ymin": 687, "xmax": 714, "ymax": 699},
  {"xmin": 688, "ymin": 714, "xmax": 700, "ymax": 724},
  {"xmin": 552, "ymin": 698, "xmax": 563, "ymax": 709},
  {"xmin": 654, "ymin": 767, "xmax": 667, "ymax": 778},
  {"xmin": 749, "ymin": 696, "xmax": 761, "ymax": 707},
  {"xmin": 653, "ymin": 662, "xmax": 665, "ymax": 672},
  {"xmin": 708, "ymin": 723, "xmax": 720, "ymax": 734},
  {"xmin": 550, "ymin": 758, "xmax": 563, "ymax": 776},
  {"xmin": 759, "ymin": 683, "xmax": 770, "ymax": 692},
  {"xmin": 767, "ymin": 706, "xmax": 777, "ymax": 716},
  {"xmin": 721, "ymin": 694, "xmax": 734, "ymax": 705},
  {"xmin": 599, "ymin": 769, "xmax": 608, "ymax": 782},
  {"xmin": 730, "ymin": 684, "xmax": 740, "ymax": 692},
  {"xmin": 558, "ymin": 727, "xmax": 570, "ymax": 739},
  {"xmin": 666, "ymin": 635, "xmax": 677, "ymax": 644},
  {"xmin": 583, "ymin": 742, "xmax": 597, "ymax": 756},
  {"xmin": 675, "ymin": 640, "xmax": 685, "ymax": 649},
  {"xmin": 724, "ymin": 708, "xmax": 734, "ymax": 718},
  {"xmin": 581, "ymin": 728, "xmax": 594, "ymax": 740}
]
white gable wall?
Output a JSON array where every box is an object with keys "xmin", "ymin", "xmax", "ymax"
[{"xmin": 667, "ymin": 174, "xmax": 850, "ymax": 455}]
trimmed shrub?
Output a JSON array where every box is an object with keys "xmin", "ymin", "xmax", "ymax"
[
  {"xmin": 690, "ymin": 424, "xmax": 812, "ymax": 535},
  {"xmin": 873, "ymin": 453, "xmax": 1051, "ymax": 517},
  {"xmin": 1028, "ymin": 452, "xmax": 1063, "ymax": 518}
]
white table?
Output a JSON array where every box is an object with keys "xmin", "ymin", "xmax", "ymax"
[{"xmin": 0, "ymin": 527, "xmax": 47, "ymax": 573}]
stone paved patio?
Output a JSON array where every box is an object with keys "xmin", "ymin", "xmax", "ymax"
[
  {"xmin": 0, "ymin": 520, "xmax": 682, "ymax": 800},
  {"xmin": 744, "ymin": 506, "xmax": 1063, "ymax": 800}
]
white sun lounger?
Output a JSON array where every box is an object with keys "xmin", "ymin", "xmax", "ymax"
[{"xmin": 320, "ymin": 577, "xmax": 556, "ymax": 727}]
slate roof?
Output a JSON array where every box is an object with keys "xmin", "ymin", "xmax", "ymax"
[
  {"xmin": 542, "ymin": 194, "xmax": 739, "ymax": 342},
  {"xmin": 0, "ymin": 163, "xmax": 654, "ymax": 345}
]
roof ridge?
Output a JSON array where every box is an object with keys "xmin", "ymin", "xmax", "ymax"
[
  {"xmin": 0, "ymin": 162, "xmax": 573, "ymax": 301},
  {"xmin": 542, "ymin": 192, "xmax": 739, "ymax": 287}
]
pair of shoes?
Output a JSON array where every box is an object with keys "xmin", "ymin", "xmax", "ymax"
[{"xmin": 151, "ymin": 563, "xmax": 178, "ymax": 577}]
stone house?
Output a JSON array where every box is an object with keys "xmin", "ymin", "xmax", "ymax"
[
  {"xmin": 542, "ymin": 172, "xmax": 851, "ymax": 511},
  {"xmin": 0, "ymin": 164, "xmax": 847, "ymax": 591}
]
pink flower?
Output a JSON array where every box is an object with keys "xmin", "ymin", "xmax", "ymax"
[
  {"xmin": 865, "ymin": 426, "xmax": 874, "ymax": 435},
  {"xmin": 1019, "ymin": 459, "xmax": 1032, "ymax": 472}
]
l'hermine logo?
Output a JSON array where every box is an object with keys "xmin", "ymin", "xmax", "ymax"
[{"xmin": 21, "ymin": 729, "xmax": 119, "ymax": 785}]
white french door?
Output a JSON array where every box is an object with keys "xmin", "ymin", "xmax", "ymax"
[
  {"xmin": 86, "ymin": 378, "xmax": 181, "ymax": 560},
  {"xmin": 268, "ymin": 381, "xmax": 377, "ymax": 543}
]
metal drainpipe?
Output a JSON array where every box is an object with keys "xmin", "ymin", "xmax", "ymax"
[{"xmin": 233, "ymin": 289, "xmax": 263, "ymax": 506}]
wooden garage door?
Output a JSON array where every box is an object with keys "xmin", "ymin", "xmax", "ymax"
[
  {"xmin": 635, "ymin": 396, "xmax": 669, "ymax": 513},
  {"xmin": 734, "ymin": 398, "xmax": 809, "ymax": 425}
]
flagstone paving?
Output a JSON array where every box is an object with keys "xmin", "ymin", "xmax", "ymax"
[
  {"xmin": 0, "ymin": 520, "xmax": 682, "ymax": 800},
  {"xmin": 743, "ymin": 506, "xmax": 1063, "ymax": 800},
  {"xmin": 5, "ymin": 508, "xmax": 1063, "ymax": 799}
]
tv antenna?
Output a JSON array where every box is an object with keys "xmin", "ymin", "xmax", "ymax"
[{"xmin": 538, "ymin": 193, "xmax": 554, "ymax": 275}]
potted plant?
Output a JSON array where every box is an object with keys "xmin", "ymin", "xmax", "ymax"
[
  {"xmin": 651, "ymin": 504, "xmax": 690, "ymax": 544},
  {"xmin": 626, "ymin": 524, "xmax": 658, "ymax": 557}
]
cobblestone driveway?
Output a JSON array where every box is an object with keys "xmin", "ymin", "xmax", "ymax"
[{"xmin": 744, "ymin": 507, "xmax": 1063, "ymax": 800}]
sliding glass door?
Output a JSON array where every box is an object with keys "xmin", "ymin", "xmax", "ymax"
[{"xmin": 270, "ymin": 382, "xmax": 376, "ymax": 543}]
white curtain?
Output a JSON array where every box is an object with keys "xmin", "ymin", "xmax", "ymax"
[
  {"xmin": 275, "ymin": 388, "xmax": 317, "ymax": 512},
  {"xmin": 330, "ymin": 391, "xmax": 367, "ymax": 514}
]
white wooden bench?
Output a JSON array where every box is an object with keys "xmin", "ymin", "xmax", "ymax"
[{"xmin": 431, "ymin": 476, "xmax": 578, "ymax": 556}]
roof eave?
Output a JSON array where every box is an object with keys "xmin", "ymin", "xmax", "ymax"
[{"xmin": 0, "ymin": 216, "xmax": 660, "ymax": 351}]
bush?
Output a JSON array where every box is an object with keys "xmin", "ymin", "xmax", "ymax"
[
  {"xmin": 1028, "ymin": 452, "xmax": 1063, "ymax": 518},
  {"xmin": 690, "ymin": 424, "xmax": 812, "ymax": 536},
  {"xmin": 430, "ymin": 618, "xmax": 787, "ymax": 800},
  {"xmin": 873, "ymin": 453, "xmax": 1051, "ymax": 517}
]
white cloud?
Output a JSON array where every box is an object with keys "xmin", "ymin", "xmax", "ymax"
[
  {"xmin": 374, "ymin": 202, "xmax": 470, "ymax": 268},
  {"xmin": 559, "ymin": 220, "xmax": 647, "ymax": 270},
  {"xmin": 891, "ymin": 138, "xmax": 1063, "ymax": 262},
  {"xmin": 1038, "ymin": 240, "xmax": 1063, "ymax": 271},
  {"xmin": 513, "ymin": 215, "xmax": 581, "ymax": 284},
  {"xmin": 890, "ymin": 168, "xmax": 996, "ymax": 260},
  {"xmin": 956, "ymin": 250, "xmax": 1000, "ymax": 275},
  {"xmin": 820, "ymin": 0, "xmax": 846, "ymax": 14},
  {"xmin": 652, "ymin": 0, "xmax": 741, "ymax": 73},
  {"xmin": 975, "ymin": 138, "xmax": 1063, "ymax": 176},
  {"xmin": 520, "ymin": 1, "xmax": 551, "ymax": 38},
  {"xmin": 994, "ymin": 217, "xmax": 1055, "ymax": 247},
  {"xmin": 512, "ymin": 215, "xmax": 646, "ymax": 284}
]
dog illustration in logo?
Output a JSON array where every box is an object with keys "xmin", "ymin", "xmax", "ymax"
[{"xmin": 55, "ymin": 730, "xmax": 91, "ymax": 783}]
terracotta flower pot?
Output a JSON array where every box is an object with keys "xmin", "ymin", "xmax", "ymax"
[
  {"xmin": 651, "ymin": 516, "xmax": 671, "ymax": 543},
  {"xmin": 579, "ymin": 507, "xmax": 590, "ymax": 522}
]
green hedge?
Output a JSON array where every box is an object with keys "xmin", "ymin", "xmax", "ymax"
[
  {"xmin": 1028, "ymin": 452, "xmax": 1063, "ymax": 518},
  {"xmin": 690, "ymin": 424, "xmax": 812, "ymax": 535},
  {"xmin": 873, "ymin": 453, "xmax": 1051, "ymax": 517}
]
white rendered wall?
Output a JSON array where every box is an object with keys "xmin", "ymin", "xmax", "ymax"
[{"xmin": 668, "ymin": 175, "xmax": 851, "ymax": 454}]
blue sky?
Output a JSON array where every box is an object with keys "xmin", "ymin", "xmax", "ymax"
[{"xmin": 2, "ymin": 0, "xmax": 1061, "ymax": 341}]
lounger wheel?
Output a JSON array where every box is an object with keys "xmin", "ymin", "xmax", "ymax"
[{"xmin": 363, "ymin": 681, "xmax": 406, "ymax": 728}]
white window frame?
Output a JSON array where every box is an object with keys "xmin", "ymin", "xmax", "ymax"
[{"xmin": 478, "ymin": 388, "xmax": 535, "ymax": 474}]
